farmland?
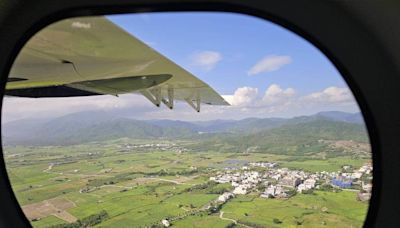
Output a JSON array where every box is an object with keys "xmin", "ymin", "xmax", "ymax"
[{"xmin": 3, "ymin": 138, "xmax": 370, "ymax": 228}]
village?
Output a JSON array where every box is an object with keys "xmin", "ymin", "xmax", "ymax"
[
  {"xmin": 210, "ymin": 161, "xmax": 373, "ymax": 202},
  {"xmin": 159, "ymin": 161, "xmax": 373, "ymax": 227},
  {"xmin": 118, "ymin": 142, "xmax": 188, "ymax": 153}
]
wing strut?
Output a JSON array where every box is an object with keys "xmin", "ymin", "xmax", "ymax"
[
  {"xmin": 185, "ymin": 92, "xmax": 201, "ymax": 112},
  {"xmin": 161, "ymin": 87, "xmax": 174, "ymax": 110},
  {"xmin": 140, "ymin": 88, "xmax": 161, "ymax": 107}
]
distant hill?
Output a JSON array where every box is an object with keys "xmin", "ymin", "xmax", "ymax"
[
  {"xmin": 190, "ymin": 117, "xmax": 369, "ymax": 156},
  {"xmin": 315, "ymin": 111, "xmax": 364, "ymax": 124},
  {"xmin": 2, "ymin": 110, "xmax": 367, "ymax": 146},
  {"xmin": 148, "ymin": 118, "xmax": 287, "ymax": 134},
  {"xmin": 3, "ymin": 111, "xmax": 198, "ymax": 145}
]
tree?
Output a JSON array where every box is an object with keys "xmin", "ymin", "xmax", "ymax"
[{"xmin": 273, "ymin": 218, "xmax": 282, "ymax": 224}]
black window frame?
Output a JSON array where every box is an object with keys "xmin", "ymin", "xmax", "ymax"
[{"xmin": 1, "ymin": 1, "xmax": 399, "ymax": 227}]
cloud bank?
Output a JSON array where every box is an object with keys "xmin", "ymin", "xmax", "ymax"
[{"xmin": 2, "ymin": 84, "xmax": 359, "ymax": 123}]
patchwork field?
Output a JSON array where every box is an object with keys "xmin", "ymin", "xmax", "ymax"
[
  {"xmin": 3, "ymin": 139, "xmax": 370, "ymax": 227},
  {"xmin": 22, "ymin": 197, "xmax": 77, "ymax": 223}
]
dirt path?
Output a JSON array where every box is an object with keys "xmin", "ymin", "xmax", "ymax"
[
  {"xmin": 219, "ymin": 211, "xmax": 253, "ymax": 228},
  {"xmin": 219, "ymin": 211, "xmax": 237, "ymax": 224}
]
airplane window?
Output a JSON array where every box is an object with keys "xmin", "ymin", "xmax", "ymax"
[{"xmin": 2, "ymin": 12, "xmax": 372, "ymax": 227}]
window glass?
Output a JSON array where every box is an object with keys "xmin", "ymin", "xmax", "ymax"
[{"xmin": 2, "ymin": 12, "xmax": 372, "ymax": 227}]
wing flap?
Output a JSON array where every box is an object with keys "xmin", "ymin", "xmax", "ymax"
[
  {"xmin": 68, "ymin": 74, "xmax": 172, "ymax": 96},
  {"xmin": 6, "ymin": 75, "xmax": 172, "ymax": 98}
]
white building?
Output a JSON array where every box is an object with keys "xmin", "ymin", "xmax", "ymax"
[
  {"xmin": 280, "ymin": 176, "xmax": 301, "ymax": 187},
  {"xmin": 233, "ymin": 186, "xmax": 247, "ymax": 195},
  {"xmin": 304, "ymin": 179, "xmax": 316, "ymax": 189},
  {"xmin": 297, "ymin": 184, "xmax": 307, "ymax": 193},
  {"xmin": 351, "ymin": 172, "xmax": 363, "ymax": 179},
  {"xmin": 275, "ymin": 186, "xmax": 286, "ymax": 197},
  {"xmin": 161, "ymin": 219, "xmax": 170, "ymax": 227},
  {"xmin": 217, "ymin": 192, "xmax": 235, "ymax": 203},
  {"xmin": 362, "ymin": 183, "xmax": 372, "ymax": 192},
  {"xmin": 265, "ymin": 185, "xmax": 276, "ymax": 196}
]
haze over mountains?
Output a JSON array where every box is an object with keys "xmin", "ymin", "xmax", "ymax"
[{"xmin": 2, "ymin": 111, "xmax": 367, "ymax": 147}]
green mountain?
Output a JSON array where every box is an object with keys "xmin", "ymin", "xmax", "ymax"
[
  {"xmin": 190, "ymin": 117, "xmax": 369, "ymax": 156},
  {"xmin": 2, "ymin": 111, "xmax": 367, "ymax": 148},
  {"xmin": 3, "ymin": 111, "xmax": 197, "ymax": 145}
]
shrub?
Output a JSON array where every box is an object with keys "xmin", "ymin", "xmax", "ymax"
[
  {"xmin": 273, "ymin": 218, "xmax": 282, "ymax": 224},
  {"xmin": 301, "ymin": 189, "xmax": 314, "ymax": 194}
]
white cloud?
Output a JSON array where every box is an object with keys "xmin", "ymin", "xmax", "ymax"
[
  {"xmin": 215, "ymin": 85, "xmax": 357, "ymax": 119},
  {"xmin": 248, "ymin": 55, "xmax": 292, "ymax": 75},
  {"xmin": 302, "ymin": 86, "xmax": 354, "ymax": 104},
  {"xmin": 223, "ymin": 86, "xmax": 258, "ymax": 106},
  {"xmin": 2, "ymin": 94, "xmax": 151, "ymax": 122},
  {"xmin": 2, "ymin": 85, "xmax": 360, "ymax": 122},
  {"xmin": 190, "ymin": 51, "xmax": 222, "ymax": 71},
  {"xmin": 262, "ymin": 84, "xmax": 295, "ymax": 105}
]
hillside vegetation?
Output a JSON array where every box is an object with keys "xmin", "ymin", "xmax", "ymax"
[
  {"xmin": 191, "ymin": 118, "xmax": 369, "ymax": 156},
  {"xmin": 3, "ymin": 111, "xmax": 368, "ymax": 155}
]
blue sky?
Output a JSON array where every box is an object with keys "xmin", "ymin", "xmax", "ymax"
[
  {"xmin": 3, "ymin": 12, "xmax": 360, "ymax": 122},
  {"xmin": 108, "ymin": 12, "xmax": 346, "ymax": 96}
]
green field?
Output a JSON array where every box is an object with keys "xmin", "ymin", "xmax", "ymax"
[
  {"xmin": 222, "ymin": 191, "xmax": 367, "ymax": 227},
  {"xmin": 3, "ymin": 139, "xmax": 370, "ymax": 227}
]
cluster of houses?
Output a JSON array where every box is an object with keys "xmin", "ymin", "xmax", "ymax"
[
  {"xmin": 160, "ymin": 162, "xmax": 372, "ymax": 227},
  {"xmin": 248, "ymin": 161, "xmax": 278, "ymax": 168},
  {"xmin": 210, "ymin": 161, "xmax": 373, "ymax": 201},
  {"xmin": 118, "ymin": 143, "xmax": 188, "ymax": 153}
]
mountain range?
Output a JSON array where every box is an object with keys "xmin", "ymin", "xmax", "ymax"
[{"xmin": 2, "ymin": 111, "xmax": 367, "ymax": 147}]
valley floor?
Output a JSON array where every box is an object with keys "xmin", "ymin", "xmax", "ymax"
[{"xmin": 3, "ymin": 139, "xmax": 370, "ymax": 228}]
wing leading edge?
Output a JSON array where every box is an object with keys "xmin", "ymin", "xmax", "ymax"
[{"xmin": 6, "ymin": 16, "xmax": 230, "ymax": 112}]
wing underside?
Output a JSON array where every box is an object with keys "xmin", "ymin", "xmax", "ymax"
[{"xmin": 6, "ymin": 16, "xmax": 229, "ymax": 111}]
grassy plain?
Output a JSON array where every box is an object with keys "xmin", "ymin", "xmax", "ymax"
[
  {"xmin": 3, "ymin": 139, "xmax": 370, "ymax": 227},
  {"xmin": 222, "ymin": 191, "xmax": 367, "ymax": 227}
]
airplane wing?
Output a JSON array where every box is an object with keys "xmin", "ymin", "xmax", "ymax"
[{"xmin": 6, "ymin": 16, "xmax": 230, "ymax": 112}]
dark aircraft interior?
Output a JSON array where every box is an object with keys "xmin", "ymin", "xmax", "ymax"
[{"xmin": 0, "ymin": 0, "xmax": 399, "ymax": 227}]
